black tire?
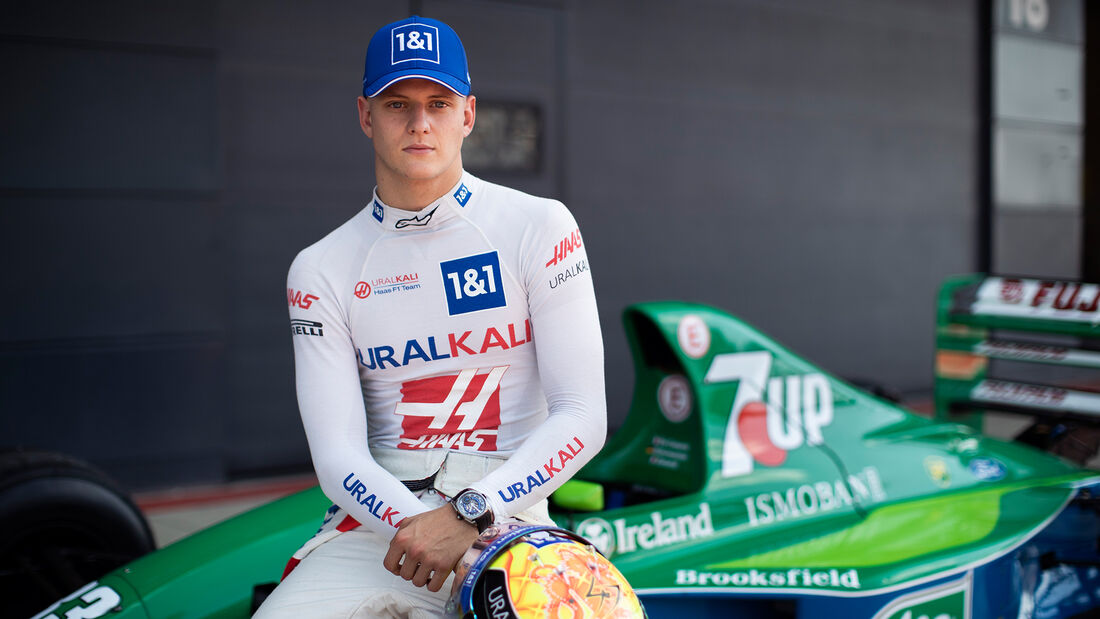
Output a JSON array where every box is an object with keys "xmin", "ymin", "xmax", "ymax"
[{"xmin": 0, "ymin": 449, "xmax": 155, "ymax": 618}]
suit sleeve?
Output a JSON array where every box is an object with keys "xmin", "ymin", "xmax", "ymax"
[
  {"xmin": 467, "ymin": 202, "xmax": 607, "ymax": 518},
  {"xmin": 287, "ymin": 254, "xmax": 429, "ymax": 536}
]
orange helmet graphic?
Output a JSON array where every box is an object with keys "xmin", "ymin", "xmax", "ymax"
[{"xmin": 447, "ymin": 521, "xmax": 647, "ymax": 618}]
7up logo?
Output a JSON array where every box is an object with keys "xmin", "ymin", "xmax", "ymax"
[{"xmin": 704, "ymin": 352, "xmax": 834, "ymax": 477}]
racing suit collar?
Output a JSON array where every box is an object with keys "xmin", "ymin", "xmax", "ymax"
[{"xmin": 370, "ymin": 171, "xmax": 479, "ymax": 232}]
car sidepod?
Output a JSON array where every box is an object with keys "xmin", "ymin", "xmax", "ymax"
[{"xmin": 554, "ymin": 302, "xmax": 1100, "ymax": 618}]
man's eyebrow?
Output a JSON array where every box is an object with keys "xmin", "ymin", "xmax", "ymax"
[{"xmin": 379, "ymin": 93, "xmax": 455, "ymax": 100}]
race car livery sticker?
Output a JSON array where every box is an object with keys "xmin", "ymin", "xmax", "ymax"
[
  {"xmin": 971, "ymin": 277, "xmax": 1100, "ymax": 324},
  {"xmin": 675, "ymin": 567, "xmax": 861, "ymax": 591},
  {"xmin": 657, "ymin": 374, "xmax": 693, "ymax": 423},
  {"xmin": 32, "ymin": 582, "xmax": 122, "ymax": 619},
  {"xmin": 647, "ymin": 435, "xmax": 690, "ymax": 470},
  {"xmin": 576, "ymin": 502, "xmax": 713, "ymax": 558},
  {"xmin": 743, "ymin": 466, "xmax": 886, "ymax": 528},
  {"xmin": 934, "ymin": 350, "xmax": 987, "ymax": 380},
  {"xmin": 968, "ymin": 457, "xmax": 1006, "ymax": 482},
  {"xmin": 974, "ymin": 339, "xmax": 1100, "ymax": 368},
  {"xmin": 677, "ymin": 315, "xmax": 710, "ymax": 359},
  {"xmin": 924, "ymin": 456, "xmax": 951, "ymax": 488},
  {"xmin": 440, "ymin": 251, "xmax": 506, "ymax": 315},
  {"xmin": 871, "ymin": 572, "xmax": 970, "ymax": 619},
  {"xmin": 971, "ymin": 379, "xmax": 1100, "ymax": 415},
  {"xmin": 704, "ymin": 351, "xmax": 834, "ymax": 478},
  {"xmin": 395, "ymin": 367, "xmax": 506, "ymax": 451}
]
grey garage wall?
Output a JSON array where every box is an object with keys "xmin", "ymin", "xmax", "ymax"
[
  {"xmin": 0, "ymin": 0, "xmax": 977, "ymax": 489},
  {"xmin": 565, "ymin": 1, "xmax": 977, "ymax": 422}
]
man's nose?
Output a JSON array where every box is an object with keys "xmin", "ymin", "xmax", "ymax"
[{"xmin": 408, "ymin": 105, "xmax": 430, "ymax": 134}]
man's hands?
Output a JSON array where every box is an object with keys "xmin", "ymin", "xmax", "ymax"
[{"xmin": 383, "ymin": 503, "xmax": 481, "ymax": 592}]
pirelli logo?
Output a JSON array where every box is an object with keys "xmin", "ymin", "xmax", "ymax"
[{"xmin": 291, "ymin": 319, "xmax": 323, "ymax": 337}]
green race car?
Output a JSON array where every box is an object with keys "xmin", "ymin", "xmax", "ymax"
[{"xmin": 24, "ymin": 275, "xmax": 1100, "ymax": 618}]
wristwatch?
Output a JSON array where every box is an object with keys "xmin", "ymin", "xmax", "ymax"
[{"xmin": 451, "ymin": 488, "xmax": 494, "ymax": 533}]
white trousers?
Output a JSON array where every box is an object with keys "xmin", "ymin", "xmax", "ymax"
[
  {"xmin": 253, "ymin": 449, "xmax": 550, "ymax": 618},
  {"xmin": 254, "ymin": 489, "xmax": 455, "ymax": 619}
]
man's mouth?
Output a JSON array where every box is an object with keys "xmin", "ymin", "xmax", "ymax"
[{"xmin": 404, "ymin": 144, "xmax": 434, "ymax": 154}]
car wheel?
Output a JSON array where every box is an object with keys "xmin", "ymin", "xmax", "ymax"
[{"xmin": 0, "ymin": 449, "xmax": 155, "ymax": 617}]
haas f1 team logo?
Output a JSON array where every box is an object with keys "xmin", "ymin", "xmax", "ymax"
[
  {"xmin": 705, "ymin": 352, "xmax": 834, "ymax": 477},
  {"xmin": 395, "ymin": 367, "xmax": 506, "ymax": 451}
]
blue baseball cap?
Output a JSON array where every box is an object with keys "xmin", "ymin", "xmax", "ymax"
[{"xmin": 363, "ymin": 16, "xmax": 471, "ymax": 97}]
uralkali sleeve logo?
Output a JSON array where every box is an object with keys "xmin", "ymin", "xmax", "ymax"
[
  {"xmin": 497, "ymin": 436, "xmax": 585, "ymax": 504},
  {"xmin": 395, "ymin": 367, "xmax": 505, "ymax": 451},
  {"xmin": 704, "ymin": 351, "xmax": 834, "ymax": 477}
]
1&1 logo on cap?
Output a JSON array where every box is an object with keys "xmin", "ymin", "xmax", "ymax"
[
  {"xmin": 392, "ymin": 23, "xmax": 440, "ymax": 65},
  {"xmin": 440, "ymin": 251, "xmax": 505, "ymax": 315}
]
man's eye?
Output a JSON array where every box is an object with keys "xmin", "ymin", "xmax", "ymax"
[
  {"xmin": 430, "ymin": 101, "xmax": 448, "ymax": 108},
  {"xmin": 388, "ymin": 101, "xmax": 405, "ymax": 109}
]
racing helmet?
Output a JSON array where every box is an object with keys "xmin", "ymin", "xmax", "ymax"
[{"xmin": 447, "ymin": 520, "xmax": 647, "ymax": 618}]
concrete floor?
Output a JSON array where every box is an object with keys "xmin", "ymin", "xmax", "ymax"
[{"xmin": 135, "ymin": 474, "xmax": 318, "ymax": 548}]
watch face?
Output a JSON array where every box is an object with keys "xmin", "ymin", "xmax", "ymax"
[{"xmin": 457, "ymin": 491, "xmax": 488, "ymax": 518}]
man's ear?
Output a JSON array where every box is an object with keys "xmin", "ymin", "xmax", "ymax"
[
  {"xmin": 358, "ymin": 96, "xmax": 373, "ymax": 138},
  {"xmin": 463, "ymin": 95, "xmax": 476, "ymax": 137}
]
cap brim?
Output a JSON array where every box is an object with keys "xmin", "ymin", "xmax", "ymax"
[{"xmin": 365, "ymin": 69, "xmax": 470, "ymax": 97}]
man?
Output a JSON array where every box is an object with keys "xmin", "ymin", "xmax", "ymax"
[{"xmin": 256, "ymin": 15, "xmax": 606, "ymax": 618}]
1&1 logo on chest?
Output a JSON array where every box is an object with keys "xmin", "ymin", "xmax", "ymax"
[{"xmin": 440, "ymin": 251, "xmax": 506, "ymax": 315}]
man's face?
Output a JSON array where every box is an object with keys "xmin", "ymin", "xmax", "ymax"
[{"xmin": 358, "ymin": 79, "xmax": 475, "ymax": 185}]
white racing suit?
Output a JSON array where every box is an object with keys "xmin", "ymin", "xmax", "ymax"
[{"xmin": 256, "ymin": 172, "xmax": 605, "ymax": 617}]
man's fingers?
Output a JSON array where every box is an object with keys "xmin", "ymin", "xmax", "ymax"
[
  {"xmin": 382, "ymin": 543, "xmax": 404, "ymax": 575},
  {"xmin": 400, "ymin": 556, "xmax": 420, "ymax": 580},
  {"xmin": 381, "ymin": 505, "xmax": 478, "ymax": 588},
  {"xmin": 412, "ymin": 563, "xmax": 436, "ymax": 588},
  {"xmin": 427, "ymin": 566, "xmax": 450, "ymax": 593}
]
